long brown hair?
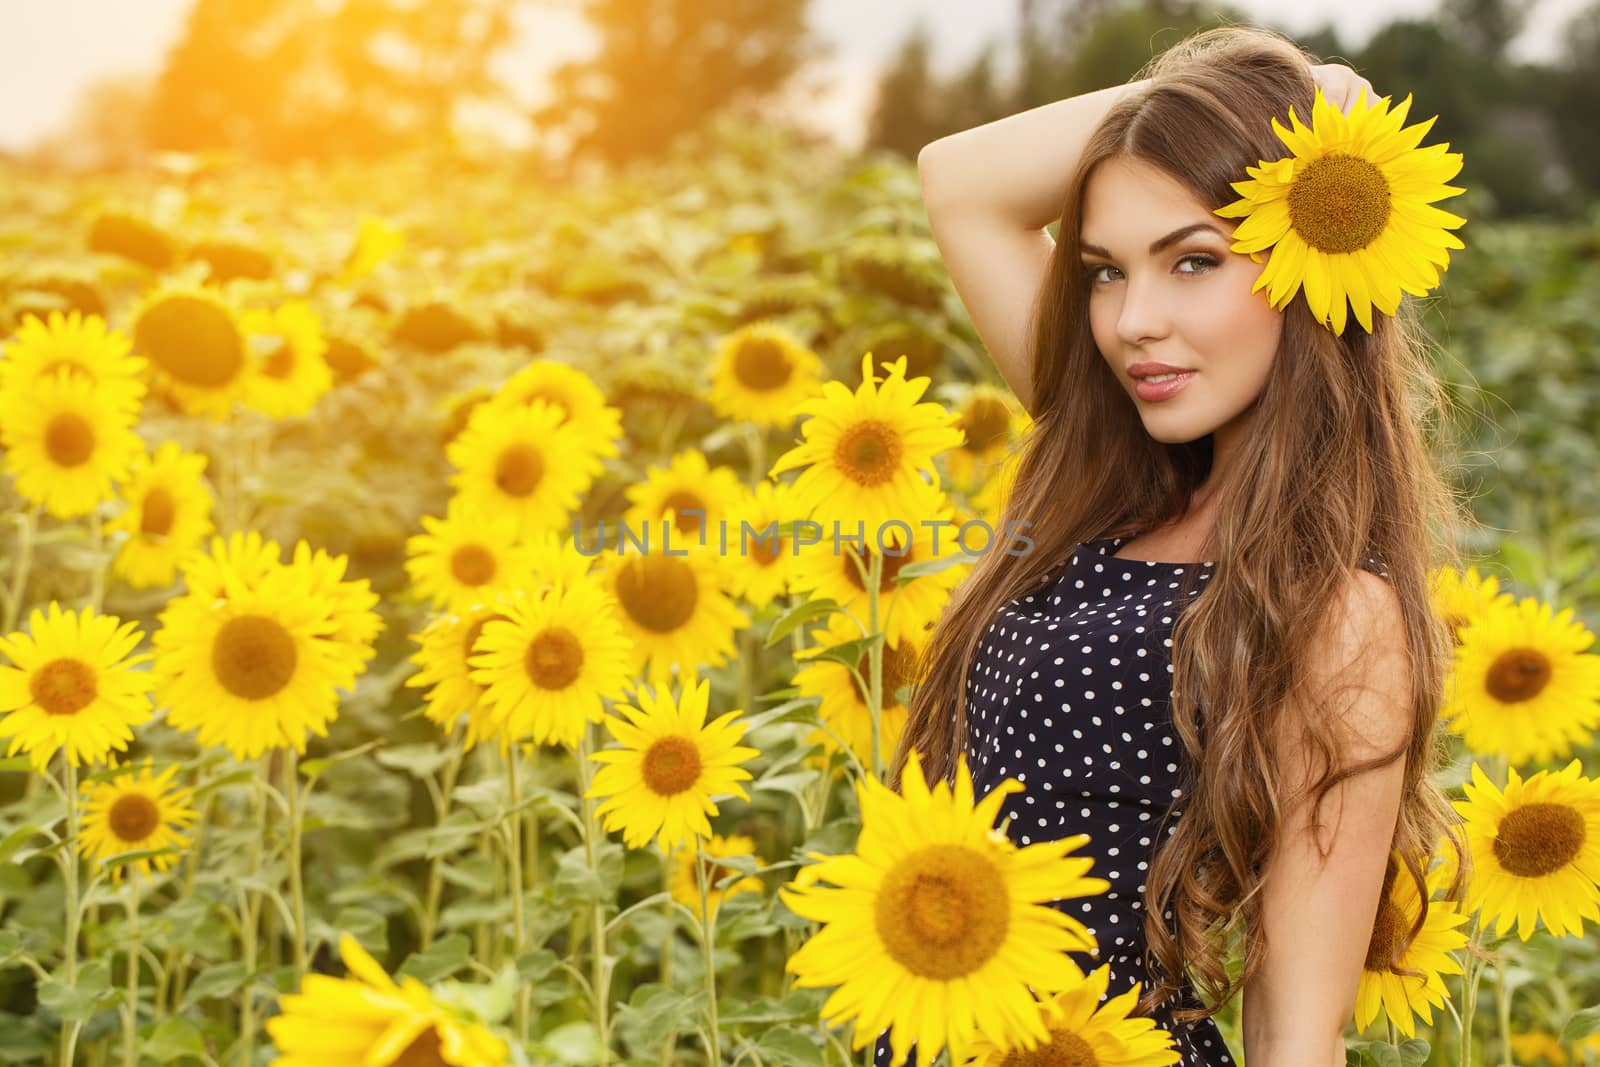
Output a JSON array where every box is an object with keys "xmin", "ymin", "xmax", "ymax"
[{"xmin": 890, "ymin": 24, "xmax": 1474, "ymax": 1024}]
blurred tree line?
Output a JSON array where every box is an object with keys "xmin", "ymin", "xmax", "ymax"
[
  {"xmin": 29, "ymin": 0, "xmax": 1600, "ymax": 219},
  {"xmin": 867, "ymin": 0, "xmax": 1600, "ymax": 218}
]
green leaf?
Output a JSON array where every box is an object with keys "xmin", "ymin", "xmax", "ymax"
[
  {"xmin": 1561, "ymin": 1004, "xmax": 1600, "ymax": 1042},
  {"xmin": 552, "ymin": 841, "xmax": 623, "ymax": 905},
  {"xmin": 536, "ymin": 1020, "xmax": 602, "ymax": 1065},
  {"xmin": 810, "ymin": 633, "xmax": 881, "ymax": 672},
  {"xmin": 766, "ymin": 598, "xmax": 839, "ymax": 648},
  {"xmin": 893, "ymin": 551, "xmax": 973, "ymax": 581},
  {"xmin": 0, "ymin": 756, "xmax": 34, "ymax": 773},
  {"xmin": 179, "ymin": 961, "xmax": 250, "ymax": 1010},
  {"xmin": 396, "ymin": 933, "xmax": 471, "ymax": 983},
  {"xmin": 752, "ymin": 769, "xmax": 820, "ymax": 801},
  {"xmin": 375, "ymin": 743, "xmax": 458, "ymax": 778},
  {"xmin": 142, "ymin": 1016, "xmax": 208, "ymax": 1062},
  {"xmin": 39, "ymin": 958, "xmax": 117, "ymax": 1022},
  {"xmin": 613, "ymin": 983, "xmax": 700, "ymax": 1052},
  {"xmin": 755, "ymin": 1027, "xmax": 826, "ymax": 1066},
  {"xmin": 717, "ymin": 990, "xmax": 823, "ymax": 1026},
  {"xmin": 0, "ymin": 823, "xmax": 42, "ymax": 864}
]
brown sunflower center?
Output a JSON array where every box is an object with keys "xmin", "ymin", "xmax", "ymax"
[
  {"xmin": 450, "ymin": 544, "xmax": 497, "ymax": 587},
  {"xmin": 1493, "ymin": 802, "xmax": 1585, "ymax": 877},
  {"xmin": 211, "ymin": 614, "xmax": 298, "ymax": 700},
  {"xmin": 134, "ymin": 294, "xmax": 247, "ymax": 388},
  {"xmin": 257, "ymin": 337, "xmax": 295, "ymax": 379},
  {"xmin": 389, "ymin": 1027, "xmax": 448, "ymax": 1067},
  {"xmin": 615, "ymin": 555, "xmax": 697, "ymax": 633},
  {"xmin": 1484, "ymin": 648, "xmax": 1550, "ymax": 703},
  {"xmin": 108, "ymin": 792, "xmax": 162, "ymax": 843},
  {"xmin": 875, "ymin": 843, "xmax": 1009, "ymax": 980},
  {"xmin": 997, "ymin": 1030, "xmax": 1099, "ymax": 1067},
  {"xmin": 1364, "ymin": 896, "xmax": 1410, "ymax": 971},
  {"xmin": 842, "ymin": 543, "xmax": 908, "ymax": 595},
  {"xmin": 732, "ymin": 338, "xmax": 793, "ymax": 391},
  {"xmin": 140, "ymin": 488, "xmax": 177, "ymax": 536},
  {"xmin": 833, "ymin": 420, "xmax": 904, "ymax": 487},
  {"xmin": 494, "ymin": 443, "xmax": 545, "ymax": 498},
  {"xmin": 662, "ymin": 491, "xmax": 708, "ymax": 536},
  {"xmin": 641, "ymin": 735, "xmax": 702, "ymax": 796},
  {"xmin": 525, "ymin": 627, "xmax": 584, "ymax": 690},
  {"xmin": 958, "ymin": 395, "xmax": 1011, "ymax": 453},
  {"xmin": 857, "ymin": 641, "xmax": 917, "ymax": 703},
  {"xmin": 30, "ymin": 658, "xmax": 98, "ymax": 716},
  {"xmin": 1286, "ymin": 152, "xmax": 1391, "ymax": 255},
  {"xmin": 44, "ymin": 411, "xmax": 96, "ymax": 467}
]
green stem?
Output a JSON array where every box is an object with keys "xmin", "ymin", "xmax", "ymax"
[
  {"xmin": 865, "ymin": 552, "xmax": 884, "ymax": 783},
  {"xmin": 238, "ymin": 759, "xmax": 267, "ymax": 1067},
  {"xmin": 577, "ymin": 724, "xmax": 612, "ymax": 1067},
  {"xmin": 123, "ymin": 868, "xmax": 141, "ymax": 1067},
  {"xmin": 59, "ymin": 756, "xmax": 82, "ymax": 1067},
  {"xmin": 1459, "ymin": 909, "xmax": 1483, "ymax": 1067},
  {"xmin": 506, "ymin": 746, "xmax": 529, "ymax": 1044},
  {"xmin": 658, "ymin": 847, "xmax": 675, "ymax": 1067},
  {"xmin": 1495, "ymin": 940, "xmax": 1512, "ymax": 1067},
  {"xmin": 422, "ymin": 727, "xmax": 467, "ymax": 950},
  {"xmin": 2, "ymin": 504, "xmax": 39, "ymax": 634},
  {"xmin": 286, "ymin": 749, "xmax": 308, "ymax": 984},
  {"xmin": 694, "ymin": 837, "xmax": 721, "ymax": 1067}
]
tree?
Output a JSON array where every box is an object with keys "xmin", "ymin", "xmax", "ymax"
[
  {"xmin": 863, "ymin": 20, "xmax": 945, "ymax": 160},
  {"xmin": 530, "ymin": 0, "xmax": 829, "ymax": 169},
  {"xmin": 144, "ymin": 0, "xmax": 517, "ymax": 161}
]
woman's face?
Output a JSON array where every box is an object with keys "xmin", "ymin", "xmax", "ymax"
[{"xmin": 1079, "ymin": 154, "xmax": 1283, "ymax": 448}]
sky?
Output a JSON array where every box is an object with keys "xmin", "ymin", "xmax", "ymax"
[{"xmin": 0, "ymin": 0, "xmax": 1589, "ymax": 153}]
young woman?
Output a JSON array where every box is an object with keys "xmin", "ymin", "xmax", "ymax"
[{"xmin": 876, "ymin": 25, "xmax": 1471, "ymax": 1067}]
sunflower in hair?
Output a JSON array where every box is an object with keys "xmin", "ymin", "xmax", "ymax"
[{"xmin": 1214, "ymin": 87, "xmax": 1467, "ymax": 335}]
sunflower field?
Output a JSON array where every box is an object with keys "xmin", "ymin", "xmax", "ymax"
[{"xmin": 1, "ymin": 113, "xmax": 1599, "ymax": 1067}]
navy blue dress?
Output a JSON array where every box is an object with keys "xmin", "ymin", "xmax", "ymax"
[{"xmin": 871, "ymin": 535, "xmax": 1389, "ymax": 1067}]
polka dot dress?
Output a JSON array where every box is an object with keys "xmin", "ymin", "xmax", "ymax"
[{"xmin": 871, "ymin": 535, "xmax": 1390, "ymax": 1067}]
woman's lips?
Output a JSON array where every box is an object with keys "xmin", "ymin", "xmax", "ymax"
[{"xmin": 1134, "ymin": 370, "xmax": 1196, "ymax": 401}]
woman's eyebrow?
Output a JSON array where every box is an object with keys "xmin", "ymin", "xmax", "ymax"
[{"xmin": 1079, "ymin": 221, "xmax": 1226, "ymax": 259}]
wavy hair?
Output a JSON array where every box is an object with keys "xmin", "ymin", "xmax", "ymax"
[{"xmin": 889, "ymin": 24, "xmax": 1475, "ymax": 1025}]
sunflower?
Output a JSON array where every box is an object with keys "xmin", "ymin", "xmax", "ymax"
[
  {"xmin": 1442, "ymin": 594, "xmax": 1600, "ymax": 764},
  {"xmin": 265, "ymin": 931, "xmax": 511, "ymax": 1067},
  {"xmin": 77, "ymin": 760, "xmax": 197, "ymax": 881},
  {"xmin": 179, "ymin": 530, "xmax": 284, "ymax": 601},
  {"xmin": 468, "ymin": 576, "xmax": 633, "ymax": 749},
  {"xmin": 1213, "ymin": 87, "xmax": 1468, "ymax": 335},
  {"xmin": 1355, "ymin": 851, "xmax": 1470, "ymax": 1038},
  {"xmin": 106, "ymin": 442, "xmax": 216, "ymax": 590},
  {"xmin": 707, "ymin": 321, "xmax": 824, "ymax": 428},
  {"xmin": 596, "ymin": 545, "xmax": 748, "ymax": 691},
  {"xmin": 793, "ymin": 612, "xmax": 927, "ymax": 772},
  {"xmin": 1430, "ymin": 562, "xmax": 1514, "ymax": 646},
  {"xmin": 584, "ymin": 677, "xmax": 759, "ymax": 853},
  {"xmin": 405, "ymin": 599, "xmax": 519, "ymax": 750},
  {"xmin": 437, "ymin": 385, "xmax": 495, "ymax": 449},
  {"xmin": 519, "ymin": 527, "xmax": 600, "ymax": 594},
  {"xmin": 1508, "ymin": 1031, "xmax": 1569, "ymax": 1066},
  {"xmin": 1453, "ymin": 759, "xmax": 1600, "ymax": 941},
  {"xmin": 0, "ymin": 309, "xmax": 147, "ymax": 414},
  {"xmin": 0, "ymin": 368, "xmax": 145, "ymax": 519},
  {"xmin": 405, "ymin": 499, "xmax": 537, "ymax": 615},
  {"xmin": 446, "ymin": 398, "xmax": 589, "ymax": 540},
  {"xmin": 962, "ymin": 964, "xmax": 1181, "ymax": 1067},
  {"xmin": 153, "ymin": 562, "xmax": 370, "ymax": 760},
  {"xmin": 667, "ymin": 832, "xmax": 765, "ymax": 919},
  {"xmin": 778, "ymin": 750, "xmax": 1109, "ymax": 1067},
  {"xmin": 968, "ymin": 446, "xmax": 1025, "ymax": 531},
  {"xmin": 787, "ymin": 486, "xmax": 968, "ymax": 650},
  {"xmin": 239, "ymin": 300, "xmax": 332, "ymax": 418},
  {"xmin": 944, "ymin": 385, "xmax": 1030, "ymax": 492},
  {"xmin": 289, "ymin": 539, "xmax": 384, "ymax": 666},
  {"xmin": 770, "ymin": 352, "xmax": 965, "ymax": 539},
  {"xmin": 0, "ymin": 603, "xmax": 153, "ymax": 771},
  {"xmin": 487, "ymin": 359, "xmax": 622, "ymax": 492},
  {"xmin": 721, "ymin": 479, "xmax": 802, "ymax": 610},
  {"xmin": 128, "ymin": 284, "xmax": 250, "ymax": 419},
  {"xmin": 622, "ymin": 447, "xmax": 747, "ymax": 545}
]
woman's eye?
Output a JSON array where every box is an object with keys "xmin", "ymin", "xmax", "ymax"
[{"xmin": 1086, "ymin": 255, "xmax": 1218, "ymax": 285}]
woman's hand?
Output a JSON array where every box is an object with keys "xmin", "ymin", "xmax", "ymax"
[{"xmin": 1309, "ymin": 62, "xmax": 1378, "ymax": 115}]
